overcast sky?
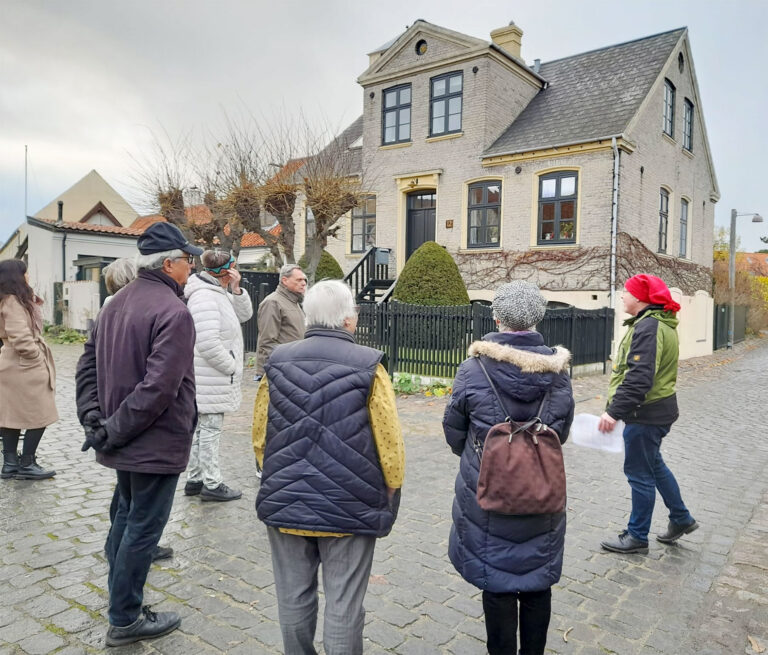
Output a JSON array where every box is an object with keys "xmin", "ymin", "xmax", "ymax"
[{"xmin": 1, "ymin": 0, "xmax": 766, "ymax": 249}]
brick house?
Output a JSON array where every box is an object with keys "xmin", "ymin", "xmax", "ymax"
[{"xmin": 301, "ymin": 20, "xmax": 719, "ymax": 356}]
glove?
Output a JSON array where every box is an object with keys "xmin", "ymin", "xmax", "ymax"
[{"xmin": 81, "ymin": 418, "xmax": 114, "ymax": 453}]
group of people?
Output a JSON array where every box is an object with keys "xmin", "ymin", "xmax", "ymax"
[{"xmin": 0, "ymin": 220, "xmax": 698, "ymax": 655}]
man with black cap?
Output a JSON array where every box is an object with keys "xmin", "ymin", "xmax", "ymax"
[{"xmin": 76, "ymin": 222, "xmax": 202, "ymax": 646}]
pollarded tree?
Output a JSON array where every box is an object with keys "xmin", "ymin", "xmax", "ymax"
[{"xmin": 393, "ymin": 241, "xmax": 470, "ymax": 305}]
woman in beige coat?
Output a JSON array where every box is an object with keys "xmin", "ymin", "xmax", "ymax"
[{"xmin": 0, "ymin": 259, "xmax": 58, "ymax": 480}]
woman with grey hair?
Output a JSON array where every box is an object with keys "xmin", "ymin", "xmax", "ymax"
[
  {"xmin": 443, "ymin": 280, "xmax": 574, "ymax": 655},
  {"xmin": 183, "ymin": 250, "xmax": 253, "ymax": 501},
  {"xmin": 252, "ymin": 280, "xmax": 405, "ymax": 655},
  {"xmin": 101, "ymin": 258, "xmax": 138, "ymax": 307}
]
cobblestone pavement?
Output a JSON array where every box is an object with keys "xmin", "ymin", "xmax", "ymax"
[{"xmin": 1, "ymin": 339, "xmax": 767, "ymax": 654}]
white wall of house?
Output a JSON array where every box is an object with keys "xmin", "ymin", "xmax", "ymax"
[
  {"xmin": 26, "ymin": 224, "xmax": 139, "ymax": 322},
  {"xmin": 63, "ymin": 281, "xmax": 101, "ymax": 331}
]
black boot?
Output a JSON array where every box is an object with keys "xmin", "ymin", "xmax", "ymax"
[
  {"xmin": 1, "ymin": 452, "xmax": 19, "ymax": 479},
  {"xmin": 16, "ymin": 454, "xmax": 55, "ymax": 480}
]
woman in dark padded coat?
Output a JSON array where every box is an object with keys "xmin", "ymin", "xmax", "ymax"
[{"xmin": 443, "ymin": 281, "xmax": 574, "ymax": 655}]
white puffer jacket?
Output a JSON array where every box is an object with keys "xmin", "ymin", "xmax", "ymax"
[{"xmin": 184, "ymin": 272, "xmax": 253, "ymax": 414}]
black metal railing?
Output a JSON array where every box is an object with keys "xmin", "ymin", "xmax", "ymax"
[{"xmin": 342, "ymin": 247, "xmax": 391, "ymax": 302}]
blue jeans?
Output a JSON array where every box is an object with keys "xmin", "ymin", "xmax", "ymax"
[
  {"xmin": 106, "ymin": 470, "xmax": 179, "ymax": 626},
  {"xmin": 623, "ymin": 423, "xmax": 693, "ymax": 542}
]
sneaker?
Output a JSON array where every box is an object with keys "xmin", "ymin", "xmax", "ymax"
[
  {"xmin": 184, "ymin": 480, "xmax": 203, "ymax": 496},
  {"xmin": 152, "ymin": 545, "xmax": 174, "ymax": 561},
  {"xmin": 600, "ymin": 530, "xmax": 649, "ymax": 554},
  {"xmin": 255, "ymin": 462, "xmax": 262, "ymax": 480},
  {"xmin": 656, "ymin": 520, "xmax": 699, "ymax": 544},
  {"xmin": 105, "ymin": 606, "xmax": 181, "ymax": 647},
  {"xmin": 200, "ymin": 482, "xmax": 242, "ymax": 502}
]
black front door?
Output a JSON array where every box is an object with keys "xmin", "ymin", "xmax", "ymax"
[{"xmin": 406, "ymin": 191, "xmax": 436, "ymax": 259}]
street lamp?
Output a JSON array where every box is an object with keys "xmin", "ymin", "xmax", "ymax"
[{"xmin": 728, "ymin": 209, "xmax": 763, "ymax": 348}]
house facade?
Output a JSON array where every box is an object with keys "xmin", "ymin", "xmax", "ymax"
[{"xmin": 312, "ymin": 20, "xmax": 718, "ymax": 356}]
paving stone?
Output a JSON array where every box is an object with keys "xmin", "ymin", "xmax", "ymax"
[{"xmin": 17, "ymin": 630, "xmax": 67, "ymax": 655}]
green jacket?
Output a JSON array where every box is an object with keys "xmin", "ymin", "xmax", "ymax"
[{"xmin": 606, "ymin": 306, "xmax": 679, "ymax": 425}]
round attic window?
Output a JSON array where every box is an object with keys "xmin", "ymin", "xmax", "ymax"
[
  {"xmin": 678, "ymin": 52, "xmax": 684, "ymax": 73},
  {"xmin": 415, "ymin": 39, "xmax": 428, "ymax": 56}
]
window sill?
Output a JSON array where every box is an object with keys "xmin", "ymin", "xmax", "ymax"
[
  {"xmin": 530, "ymin": 243, "xmax": 579, "ymax": 250},
  {"xmin": 682, "ymin": 148, "xmax": 694, "ymax": 159},
  {"xmin": 426, "ymin": 132, "xmax": 463, "ymax": 143},
  {"xmin": 458, "ymin": 247, "xmax": 503, "ymax": 254},
  {"xmin": 662, "ymin": 133, "xmax": 676, "ymax": 146},
  {"xmin": 379, "ymin": 142, "xmax": 412, "ymax": 151}
]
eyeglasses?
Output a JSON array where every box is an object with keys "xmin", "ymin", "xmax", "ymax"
[{"xmin": 174, "ymin": 255, "xmax": 194, "ymax": 264}]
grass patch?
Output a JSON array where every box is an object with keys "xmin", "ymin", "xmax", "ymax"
[
  {"xmin": 68, "ymin": 599, "xmax": 102, "ymax": 620},
  {"xmin": 46, "ymin": 532, "xmax": 59, "ymax": 541}
]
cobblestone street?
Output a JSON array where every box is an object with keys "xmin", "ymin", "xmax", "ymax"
[{"xmin": 1, "ymin": 340, "xmax": 767, "ymax": 654}]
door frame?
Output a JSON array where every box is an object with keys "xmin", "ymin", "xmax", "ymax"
[
  {"xmin": 405, "ymin": 190, "xmax": 437, "ymax": 261},
  {"xmin": 394, "ymin": 170, "xmax": 442, "ymax": 274}
]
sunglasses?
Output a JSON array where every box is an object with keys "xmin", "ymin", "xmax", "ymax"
[{"xmin": 206, "ymin": 255, "xmax": 236, "ymax": 274}]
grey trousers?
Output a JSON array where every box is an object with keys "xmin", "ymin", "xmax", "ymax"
[
  {"xmin": 186, "ymin": 413, "xmax": 224, "ymax": 489},
  {"xmin": 266, "ymin": 527, "xmax": 376, "ymax": 655}
]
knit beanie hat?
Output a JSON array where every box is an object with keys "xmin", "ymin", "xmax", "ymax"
[
  {"xmin": 624, "ymin": 274, "xmax": 681, "ymax": 313},
  {"xmin": 492, "ymin": 281, "xmax": 548, "ymax": 331}
]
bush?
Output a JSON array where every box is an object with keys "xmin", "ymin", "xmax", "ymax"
[
  {"xmin": 43, "ymin": 324, "xmax": 87, "ymax": 344},
  {"xmin": 393, "ymin": 241, "xmax": 469, "ymax": 306},
  {"xmin": 299, "ymin": 250, "xmax": 344, "ymax": 281}
]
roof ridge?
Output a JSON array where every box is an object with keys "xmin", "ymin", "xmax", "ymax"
[{"xmin": 541, "ymin": 27, "xmax": 686, "ymax": 67}]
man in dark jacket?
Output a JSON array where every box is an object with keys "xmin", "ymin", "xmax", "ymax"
[
  {"xmin": 599, "ymin": 274, "xmax": 698, "ymax": 554},
  {"xmin": 76, "ymin": 222, "xmax": 202, "ymax": 647}
]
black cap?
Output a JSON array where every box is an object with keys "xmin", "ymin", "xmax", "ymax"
[{"xmin": 137, "ymin": 222, "xmax": 204, "ymax": 256}]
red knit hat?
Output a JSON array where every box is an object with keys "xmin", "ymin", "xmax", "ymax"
[{"xmin": 624, "ymin": 274, "xmax": 681, "ymax": 313}]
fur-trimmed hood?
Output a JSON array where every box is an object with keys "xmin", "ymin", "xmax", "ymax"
[{"xmin": 468, "ymin": 339, "xmax": 570, "ymax": 374}]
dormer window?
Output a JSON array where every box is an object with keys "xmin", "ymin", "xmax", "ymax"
[
  {"xmin": 382, "ymin": 84, "xmax": 411, "ymax": 145},
  {"xmin": 430, "ymin": 72, "xmax": 463, "ymax": 136}
]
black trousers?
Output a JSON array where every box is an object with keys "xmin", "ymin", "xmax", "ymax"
[
  {"xmin": 105, "ymin": 470, "xmax": 178, "ymax": 626},
  {"xmin": 482, "ymin": 587, "xmax": 552, "ymax": 655}
]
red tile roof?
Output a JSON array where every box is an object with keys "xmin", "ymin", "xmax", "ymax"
[
  {"xmin": 241, "ymin": 224, "xmax": 281, "ymax": 248},
  {"xmin": 33, "ymin": 218, "xmax": 145, "ymax": 236}
]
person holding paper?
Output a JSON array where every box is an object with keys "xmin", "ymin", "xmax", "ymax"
[{"xmin": 598, "ymin": 274, "xmax": 698, "ymax": 554}]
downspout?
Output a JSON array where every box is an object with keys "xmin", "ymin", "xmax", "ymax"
[
  {"xmin": 57, "ymin": 201, "xmax": 67, "ymax": 281},
  {"xmin": 609, "ymin": 138, "xmax": 620, "ymax": 308}
]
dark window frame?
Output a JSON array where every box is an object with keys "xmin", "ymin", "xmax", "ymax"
[
  {"xmin": 537, "ymin": 171, "xmax": 578, "ymax": 245},
  {"xmin": 467, "ymin": 181, "xmax": 501, "ymax": 248},
  {"xmin": 683, "ymin": 98, "xmax": 694, "ymax": 151},
  {"xmin": 350, "ymin": 195, "xmax": 376, "ymax": 253},
  {"xmin": 679, "ymin": 197, "xmax": 689, "ymax": 258},
  {"xmin": 381, "ymin": 84, "xmax": 412, "ymax": 145},
  {"xmin": 659, "ymin": 188, "xmax": 670, "ymax": 254},
  {"xmin": 429, "ymin": 71, "xmax": 463, "ymax": 137},
  {"xmin": 663, "ymin": 79, "xmax": 676, "ymax": 138}
]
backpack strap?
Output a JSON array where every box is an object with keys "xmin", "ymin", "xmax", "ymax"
[{"xmin": 474, "ymin": 355, "xmax": 549, "ymax": 425}]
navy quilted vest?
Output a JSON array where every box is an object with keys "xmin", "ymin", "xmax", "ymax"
[{"xmin": 256, "ymin": 327, "xmax": 397, "ymax": 536}]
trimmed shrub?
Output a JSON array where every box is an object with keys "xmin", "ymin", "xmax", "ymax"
[
  {"xmin": 299, "ymin": 250, "xmax": 344, "ymax": 281},
  {"xmin": 393, "ymin": 241, "xmax": 469, "ymax": 306}
]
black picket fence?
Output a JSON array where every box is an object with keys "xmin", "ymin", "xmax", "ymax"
[
  {"xmin": 240, "ymin": 280, "xmax": 614, "ymax": 378},
  {"xmin": 240, "ymin": 271, "xmax": 280, "ymax": 352},
  {"xmin": 713, "ymin": 303, "xmax": 747, "ymax": 350},
  {"xmin": 355, "ymin": 302, "xmax": 614, "ymax": 378}
]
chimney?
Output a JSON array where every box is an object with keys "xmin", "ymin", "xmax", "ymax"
[
  {"xmin": 57, "ymin": 200, "xmax": 64, "ymax": 224},
  {"xmin": 533, "ymin": 58, "xmax": 541, "ymax": 74},
  {"xmin": 490, "ymin": 21, "xmax": 524, "ymax": 61}
]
